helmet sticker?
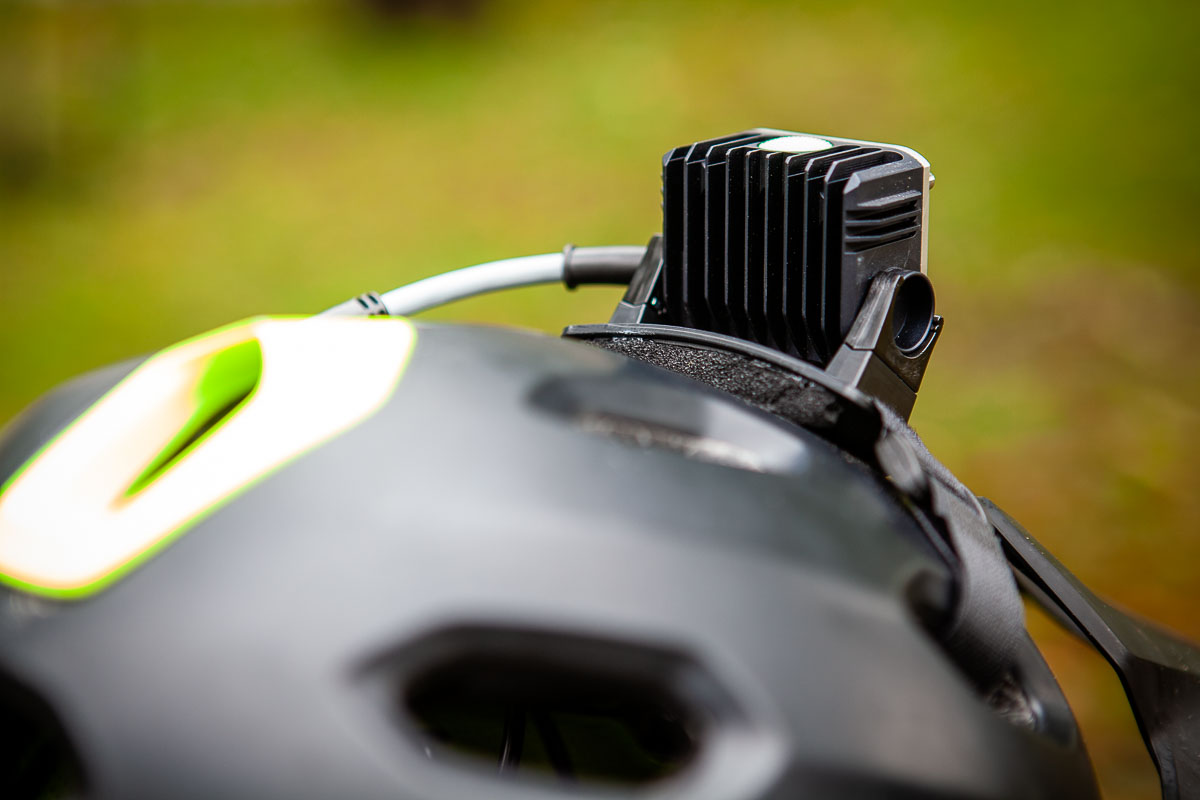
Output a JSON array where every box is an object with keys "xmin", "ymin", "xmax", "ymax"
[{"xmin": 0, "ymin": 316, "xmax": 416, "ymax": 599}]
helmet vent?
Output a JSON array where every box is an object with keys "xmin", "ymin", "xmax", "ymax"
[
  {"xmin": 394, "ymin": 630, "xmax": 709, "ymax": 787},
  {"xmin": 574, "ymin": 411, "xmax": 766, "ymax": 472},
  {"xmin": 0, "ymin": 674, "xmax": 86, "ymax": 800},
  {"xmin": 125, "ymin": 338, "xmax": 262, "ymax": 496},
  {"xmin": 529, "ymin": 373, "xmax": 812, "ymax": 476}
]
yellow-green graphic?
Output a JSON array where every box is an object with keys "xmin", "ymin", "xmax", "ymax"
[{"xmin": 0, "ymin": 316, "xmax": 416, "ymax": 599}]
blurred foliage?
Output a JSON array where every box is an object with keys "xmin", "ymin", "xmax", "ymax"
[{"xmin": 1, "ymin": 0, "xmax": 1197, "ymax": 796}]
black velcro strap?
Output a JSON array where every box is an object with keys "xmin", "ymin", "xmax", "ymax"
[{"xmin": 874, "ymin": 402, "xmax": 1025, "ymax": 688}]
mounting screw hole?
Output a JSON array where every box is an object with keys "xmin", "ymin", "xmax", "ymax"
[{"xmin": 892, "ymin": 273, "xmax": 935, "ymax": 353}]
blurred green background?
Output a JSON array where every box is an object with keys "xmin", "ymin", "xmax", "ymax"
[{"xmin": 1, "ymin": 0, "xmax": 1196, "ymax": 796}]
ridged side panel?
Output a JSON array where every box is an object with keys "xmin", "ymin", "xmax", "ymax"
[{"xmin": 821, "ymin": 150, "xmax": 900, "ymax": 348}]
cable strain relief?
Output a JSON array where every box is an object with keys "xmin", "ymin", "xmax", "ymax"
[
  {"xmin": 321, "ymin": 292, "xmax": 390, "ymax": 317},
  {"xmin": 562, "ymin": 243, "xmax": 580, "ymax": 290}
]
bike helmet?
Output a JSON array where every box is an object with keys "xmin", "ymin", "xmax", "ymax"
[{"xmin": 0, "ymin": 130, "xmax": 1195, "ymax": 800}]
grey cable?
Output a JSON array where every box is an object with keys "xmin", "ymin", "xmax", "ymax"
[
  {"xmin": 377, "ymin": 245, "xmax": 645, "ymax": 317},
  {"xmin": 380, "ymin": 253, "xmax": 565, "ymax": 317}
]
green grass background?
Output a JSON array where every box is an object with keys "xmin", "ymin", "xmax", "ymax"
[{"xmin": 1, "ymin": 1, "xmax": 1197, "ymax": 796}]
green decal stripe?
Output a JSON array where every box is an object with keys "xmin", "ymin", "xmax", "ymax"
[
  {"xmin": 0, "ymin": 317, "xmax": 272, "ymax": 507},
  {"xmin": 0, "ymin": 316, "xmax": 418, "ymax": 601},
  {"xmin": 126, "ymin": 338, "xmax": 264, "ymax": 496}
]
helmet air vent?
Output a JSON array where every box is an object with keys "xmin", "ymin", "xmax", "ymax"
[
  {"xmin": 401, "ymin": 636, "xmax": 703, "ymax": 786},
  {"xmin": 364, "ymin": 627, "xmax": 762, "ymax": 789},
  {"xmin": 125, "ymin": 338, "xmax": 262, "ymax": 496},
  {"xmin": 0, "ymin": 673, "xmax": 86, "ymax": 800}
]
